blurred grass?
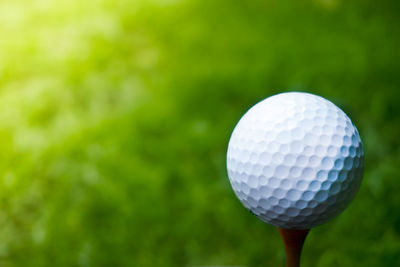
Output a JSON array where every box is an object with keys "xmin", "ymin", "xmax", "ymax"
[{"xmin": 0, "ymin": 0, "xmax": 399, "ymax": 266}]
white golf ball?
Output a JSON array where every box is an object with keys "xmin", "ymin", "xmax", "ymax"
[{"xmin": 227, "ymin": 92, "xmax": 364, "ymax": 229}]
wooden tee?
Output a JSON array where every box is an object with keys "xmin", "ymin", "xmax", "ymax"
[{"xmin": 278, "ymin": 228, "xmax": 310, "ymax": 267}]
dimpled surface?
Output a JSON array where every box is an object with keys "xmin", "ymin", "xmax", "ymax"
[{"xmin": 227, "ymin": 92, "xmax": 364, "ymax": 229}]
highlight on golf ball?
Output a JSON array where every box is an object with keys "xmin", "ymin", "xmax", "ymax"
[{"xmin": 226, "ymin": 92, "xmax": 364, "ymax": 229}]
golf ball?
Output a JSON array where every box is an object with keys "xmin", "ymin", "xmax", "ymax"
[{"xmin": 227, "ymin": 92, "xmax": 364, "ymax": 229}]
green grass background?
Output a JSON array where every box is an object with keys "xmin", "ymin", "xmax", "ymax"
[{"xmin": 0, "ymin": 0, "xmax": 399, "ymax": 266}]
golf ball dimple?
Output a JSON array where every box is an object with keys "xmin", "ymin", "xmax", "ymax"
[{"xmin": 227, "ymin": 92, "xmax": 364, "ymax": 229}]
